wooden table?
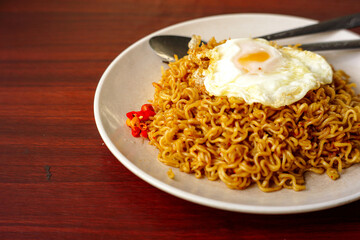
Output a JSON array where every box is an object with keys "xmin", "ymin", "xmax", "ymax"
[{"xmin": 1, "ymin": 0, "xmax": 360, "ymax": 239}]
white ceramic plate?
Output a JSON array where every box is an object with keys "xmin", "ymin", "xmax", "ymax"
[{"xmin": 94, "ymin": 13, "xmax": 360, "ymax": 214}]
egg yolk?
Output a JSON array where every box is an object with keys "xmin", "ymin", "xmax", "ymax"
[
  {"xmin": 236, "ymin": 51, "xmax": 270, "ymax": 73},
  {"xmin": 238, "ymin": 51, "xmax": 270, "ymax": 63}
]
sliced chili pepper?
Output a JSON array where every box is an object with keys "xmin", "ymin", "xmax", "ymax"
[
  {"xmin": 126, "ymin": 104, "xmax": 155, "ymax": 139},
  {"xmin": 140, "ymin": 130, "xmax": 148, "ymax": 138},
  {"xmin": 139, "ymin": 123, "xmax": 148, "ymax": 131},
  {"xmin": 141, "ymin": 104, "xmax": 154, "ymax": 112},
  {"xmin": 131, "ymin": 126, "xmax": 141, "ymax": 137},
  {"xmin": 137, "ymin": 110, "xmax": 155, "ymax": 121},
  {"xmin": 130, "ymin": 116, "xmax": 140, "ymax": 127},
  {"xmin": 147, "ymin": 110, "xmax": 156, "ymax": 116},
  {"xmin": 126, "ymin": 118, "xmax": 132, "ymax": 127},
  {"xmin": 136, "ymin": 111, "xmax": 147, "ymax": 121},
  {"xmin": 126, "ymin": 111, "xmax": 138, "ymax": 120}
]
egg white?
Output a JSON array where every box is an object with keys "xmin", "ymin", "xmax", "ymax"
[{"xmin": 203, "ymin": 38, "xmax": 333, "ymax": 108}]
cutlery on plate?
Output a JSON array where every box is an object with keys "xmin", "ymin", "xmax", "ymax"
[
  {"xmin": 257, "ymin": 12, "xmax": 360, "ymax": 40},
  {"xmin": 149, "ymin": 13, "xmax": 360, "ymax": 62}
]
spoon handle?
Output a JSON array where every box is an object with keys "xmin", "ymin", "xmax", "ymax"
[
  {"xmin": 295, "ymin": 39, "xmax": 360, "ymax": 51},
  {"xmin": 257, "ymin": 13, "xmax": 360, "ymax": 40}
]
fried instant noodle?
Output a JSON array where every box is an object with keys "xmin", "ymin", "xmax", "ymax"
[{"xmin": 147, "ymin": 37, "xmax": 360, "ymax": 192}]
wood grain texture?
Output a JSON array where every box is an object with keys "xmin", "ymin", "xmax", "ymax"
[{"xmin": 1, "ymin": 0, "xmax": 360, "ymax": 239}]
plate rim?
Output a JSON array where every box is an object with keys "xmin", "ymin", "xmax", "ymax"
[{"xmin": 94, "ymin": 13, "xmax": 360, "ymax": 214}]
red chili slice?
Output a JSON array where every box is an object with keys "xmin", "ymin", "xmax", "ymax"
[
  {"xmin": 127, "ymin": 104, "xmax": 155, "ymax": 139},
  {"xmin": 137, "ymin": 110, "xmax": 155, "ymax": 121},
  {"xmin": 141, "ymin": 104, "xmax": 154, "ymax": 112},
  {"xmin": 139, "ymin": 123, "xmax": 148, "ymax": 131},
  {"xmin": 140, "ymin": 130, "xmax": 148, "ymax": 138},
  {"xmin": 147, "ymin": 110, "xmax": 156, "ymax": 116},
  {"xmin": 126, "ymin": 111, "xmax": 138, "ymax": 120},
  {"xmin": 131, "ymin": 126, "xmax": 141, "ymax": 137}
]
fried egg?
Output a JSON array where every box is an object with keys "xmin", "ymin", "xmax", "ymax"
[{"xmin": 204, "ymin": 38, "xmax": 333, "ymax": 108}]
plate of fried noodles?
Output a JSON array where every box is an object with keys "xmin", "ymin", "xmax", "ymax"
[{"xmin": 94, "ymin": 13, "xmax": 360, "ymax": 214}]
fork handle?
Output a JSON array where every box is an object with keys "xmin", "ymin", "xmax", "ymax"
[
  {"xmin": 257, "ymin": 13, "xmax": 360, "ymax": 40},
  {"xmin": 296, "ymin": 39, "xmax": 360, "ymax": 51}
]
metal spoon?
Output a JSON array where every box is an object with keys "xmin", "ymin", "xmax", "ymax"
[{"xmin": 149, "ymin": 13, "xmax": 360, "ymax": 62}]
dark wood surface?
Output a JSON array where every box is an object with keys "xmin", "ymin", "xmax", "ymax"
[{"xmin": 1, "ymin": 0, "xmax": 360, "ymax": 239}]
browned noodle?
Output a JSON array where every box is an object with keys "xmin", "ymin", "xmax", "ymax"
[{"xmin": 147, "ymin": 37, "xmax": 360, "ymax": 192}]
